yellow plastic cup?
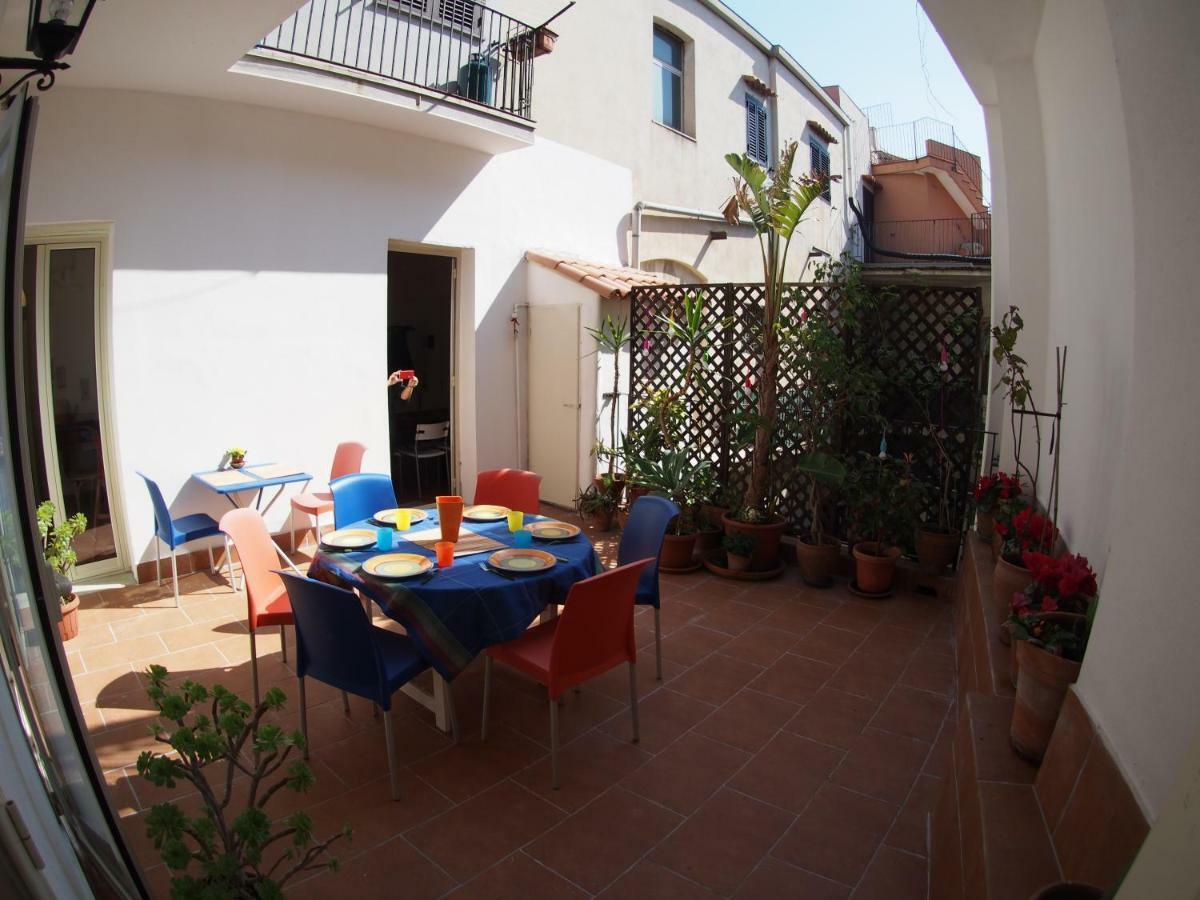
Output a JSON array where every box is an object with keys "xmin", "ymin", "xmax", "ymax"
[
  {"xmin": 506, "ymin": 510, "xmax": 525, "ymax": 532},
  {"xmin": 395, "ymin": 508, "xmax": 412, "ymax": 531}
]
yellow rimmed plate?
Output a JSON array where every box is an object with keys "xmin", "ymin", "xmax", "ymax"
[
  {"xmin": 488, "ymin": 548, "xmax": 556, "ymax": 574},
  {"xmin": 362, "ymin": 553, "xmax": 433, "ymax": 579},
  {"xmin": 371, "ymin": 507, "xmax": 428, "ymax": 527},
  {"xmin": 321, "ymin": 528, "xmax": 377, "ymax": 550},
  {"xmin": 464, "ymin": 504, "xmax": 510, "ymax": 521},
  {"xmin": 525, "ymin": 520, "xmax": 581, "ymax": 541}
]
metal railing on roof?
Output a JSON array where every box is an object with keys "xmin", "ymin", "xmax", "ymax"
[
  {"xmin": 870, "ymin": 117, "xmax": 984, "ymax": 199},
  {"xmin": 864, "ymin": 213, "xmax": 991, "ymax": 261},
  {"xmin": 256, "ymin": 0, "xmax": 537, "ymax": 119}
]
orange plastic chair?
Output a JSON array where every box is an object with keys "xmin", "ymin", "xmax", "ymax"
[
  {"xmin": 219, "ymin": 508, "xmax": 303, "ymax": 704},
  {"xmin": 291, "ymin": 441, "xmax": 367, "ymax": 551},
  {"xmin": 473, "ymin": 468, "xmax": 542, "ymax": 515},
  {"xmin": 481, "ymin": 558, "xmax": 653, "ymax": 788}
]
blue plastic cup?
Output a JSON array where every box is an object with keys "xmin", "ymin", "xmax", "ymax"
[
  {"xmin": 512, "ymin": 529, "xmax": 533, "ymax": 549},
  {"xmin": 376, "ymin": 527, "xmax": 393, "ymax": 550}
]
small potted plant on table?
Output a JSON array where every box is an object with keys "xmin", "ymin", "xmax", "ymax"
[
  {"xmin": 37, "ymin": 501, "xmax": 87, "ymax": 641},
  {"xmin": 226, "ymin": 446, "xmax": 247, "ymax": 469}
]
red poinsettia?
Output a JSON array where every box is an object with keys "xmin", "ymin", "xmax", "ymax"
[
  {"xmin": 972, "ymin": 471, "xmax": 1021, "ymax": 511},
  {"xmin": 1011, "ymin": 551, "xmax": 1097, "ymax": 620},
  {"xmin": 999, "ymin": 507, "xmax": 1057, "ymax": 561}
]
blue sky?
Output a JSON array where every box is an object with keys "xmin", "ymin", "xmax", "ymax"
[{"xmin": 724, "ymin": 0, "xmax": 990, "ymax": 198}]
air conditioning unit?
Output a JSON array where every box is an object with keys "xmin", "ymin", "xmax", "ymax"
[
  {"xmin": 959, "ymin": 241, "xmax": 985, "ymax": 255},
  {"xmin": 374, "ymin": 0, "xmax": 485, "ymax": 39}
]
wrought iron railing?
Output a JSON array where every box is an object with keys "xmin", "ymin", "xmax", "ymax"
[
  {"xmin": 866, "ymin": 214, "xmax": 991, "ymax": 260},
  {"xmin": 256, "ymin": 0, "xmax": 537, "ymax": 119},
  {"xmin": 871, "ymin": 117, "xmax": 985, "ymax": 198}
]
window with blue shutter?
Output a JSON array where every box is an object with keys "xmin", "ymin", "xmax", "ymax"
[
  {"xmin": 745, "ymin": 94, "xmax": 768, "ymax": 164},
  {"xmin": 809, "ymin": 137, "xmax": 831, "ymax": 202}
]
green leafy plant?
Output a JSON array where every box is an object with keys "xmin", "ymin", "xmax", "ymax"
[
  {"xmin": 37, "ymin": 500, "xmax": 87, "ymax": 601},
  {"xmin": 136, "ymin": 666, "xmax": 349, "ymax": 899},
  {"xmin": 586, "ymin": 315, "xmax": 631, "ymax": 482},
  {"xmin": 574, "ymin": 482, "xmax": 619, "ymax": 519},
  {"xmin": 226, "ymin": 447, "xmax": 247, "ymax": 459},
  {"xmin": 843, "ymin": 452, "xmax": 921, "ymax": 550},
  {"xmin": 722, "ymin": 531, "xmax": 756, "ymax": 558},
  {"xmin": 647, "ymin": 292, "xmax": 729, "ymax": 449},
  {"xmin": 723, "ymin": 140, "xmax": 833, "ymax": 520},
  {"xmin": 991, "ymin": 305, "xmax": 1042, "ymax": 492},
  {"xmin": 627, "ymin": 449, "xmax": 711, "ymax": 534}
]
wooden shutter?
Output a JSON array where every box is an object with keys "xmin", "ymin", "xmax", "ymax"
[
  {"xmin": 746, "ymin": 94, "xmax": 768, "ymax": 164},
  {"xmin": 810, "ymin": 138, "xmax": 831, "ymax": 201}
]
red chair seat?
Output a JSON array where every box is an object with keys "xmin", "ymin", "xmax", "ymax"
[
  {"xmin": 486, "ymin": 619, "xmax": 556, "ymax": 686},
  {"xmin": 251, "ymin": 583, "xmax": 294, "ymax": 630},
  {"xmin": 292, "ymin": 491, "xmax": 334, "ymax": 516}
]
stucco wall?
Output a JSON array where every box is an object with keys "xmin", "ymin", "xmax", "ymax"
[
  {"xmin": 872, "ymin": 172, "xmax": 968, "ymax": 223},
  {"xmin": 24, "ymin": 87, "xmax": 632, "ymax": 572}
]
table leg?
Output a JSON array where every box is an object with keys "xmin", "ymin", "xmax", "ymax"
[{"xmin": 399, "ymin": 673, "xmax": 454, "ymax": 735}]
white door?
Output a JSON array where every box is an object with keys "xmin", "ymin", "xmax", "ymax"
[{"xmin": 528, "ymin": 304, "xmax": 581, "ymax": 507}]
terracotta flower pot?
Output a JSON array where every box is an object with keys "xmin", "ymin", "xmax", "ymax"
[
  {"xmin": 916, "ymin": 529, "xmax": 961, "ymax": 575},
  {"xmin": 660, "ymin": 532, "xmax": 698, "ymax": 570},
  {"xmin": 586, "ymin": 509, "xmax": 615, "ymax": 532},
  {"xmin": 1030, "ymin": 883, "xmax": 1104, "ymax": 900},
  {"xmin": 230, "ymin": 457, "xmax": 245, "ymax": 469},
  {"xmin": 694, "ymin": 526, "xmax": 722, "ymax": 556},
  {"xmin": 994, "ymin": 556, "xmax": 1035, "ymax": 643},
  {"xmin": 976, "ymin": 508, "xmax": 994, "ymax": 542},
  {"xmin": 1011, "ymin": 615, "xmax": 1085, "ymax": 763},
  {"xmin": 1009, "ymin": 627, "xmax": 1019, "ymax": 689},
  {"xmin": 58, "ymin": 595, "xmax": 81, "ymax": 642},
  {"xmin": 436, "ymin": 495, "xmax": 464, "ymax": 542},
  {"xmin": 700, "ymin": 504, "xmax": 729, "ymax": 530},
  {"xmin": 593, "ymin": 474, "xmax": 626, "ymax": 503},
  {"xmin": 852, "ymin": 542, "xmax": 901, "ymax": 594},
  {"xmin": 796, "ymin": 536, "xmax": 840, "ymax": 587},
  {"xmin": 726, "ymin": 553, "xmax": 751, "ymax": 573},
  {"xmin": 991, "ymin": 529, "xmax": 1002, "ymax": 560},
  {"xmin": 721, "ymin": 514, "xmax": 786, "ymax": 572}
]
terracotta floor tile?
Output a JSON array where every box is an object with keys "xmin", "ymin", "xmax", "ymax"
[
  {"xmin": 852, "ymin": 845, "xmax": 927, "ymax": 900},
  {"xmin": 651, "ymin": 788, "xmax": 793, "ymax": 895},
  {"xmin": 514, "ymin": 729, "xmax": 650, "ymax": 813},
  {"xmin": 622, "ymin": 732, "xmax": 750, "ymax": 814},
  {"xmin": 729, "ymin": 732, "xmax": 844, "ymax": 813},
  {"xmin": 749, "ymin": 652, "xmax": 837, "ymax": 705},
  {"xmin": 733, "ymin": 857, "xmax": 850, "ymax": 899},
  {"xmin": 923, "ymin": 716, "xmax": 955, "ymax": 779},
  {"xmin": 771, "ymin": 783, "xmax": 896, "ymax": 885},
  {"xmin": 600, "ymin": 688, "xmax": 716, "ymax": 754},
  {"xmin": 821, "ymin": 602, "xmax": 886, "ymax": 635},
  {"xmin": 110, "ymin": 607, "xmax": 192, "ymax": 640},
  {"xmin": 597, "ymin": 860, "xmax": 718, "ymax": 899},
  {"xmin": 79, "ymin": 633, "xmax": 169, "ymax": 672},
  {"xmin": 657, "ymin": 624, "xmax": 732, "ymax": 667},
  {"xmin": 446, "ymin": 852, "xmax": 587, "ymax": 899},
  {"xmin": 410, "ymin": 724, "xmax": 546, "ymax": 802},
  {"xmin": 306, "ymin": 770, "xmax": 452, "ymax": 848},
  {"xmin": 786, "ymin": 687, "xmax": 880, "ymax": 751},
  {"xmin": 870, "ymin": 685, "xmax": 951, "ymax": 742},
  {"xmin": 73, "ymin": 664, "xmax": 142, "ymax": 705},
  {"xmin": 760, "ymin": 600, "xmax": 830, "ymax": 635},
  {"xmin": 315, "ymin": 713, "xmax": 451, "ymax": 789},
  {"xmin": 489, "ymin": 682, "xmax": 627, "ymax": 750},
  {"xmin": 831, "ymin": 727, "xmax": 930, "ymax": 805},
  {"xmin": 656, "ymin": 599, "xmax": 708, "ymax": 635},
  {"xmin": 718, "ymin": 625, "xmax": 800, "ymax": 668},
  {"xmin": 528, "ymin": 786, "xmax": 682, "ymax": 893},
  {"xmin": 590, "ymin": 649, "xmax": 685, "ymax": 699},
  {"xmin": 669, "ymin": 653, "xmax": 764, "ymax": 706},
  {"xmin": 407, "ymin": 780, "xmax": 564, "ymax": 882},
  {"xmin": 885, "ymin": 773, "xmax": 942, "ymax": 856},
  {"xmin": 693, "ymin": 600, "xmax": 770, "ymax": 637},
  {"xmin": 290, "ymin": 835, "xmax": 454, "ymax": 900},
  {"xmin": 824, "ymin": 663, "xmax": 897, "ymax": 702},
  {"xmin": 693, "ymin": 688, "xmax": 799, "ymax": 752},
  {"xmin": 791, "ymin": 625, "xmax": 867, "ymax": 666},
  {"xmin": 95, "ymin": 687, "xmax": 160, "ymax": 731},
  {"xmin": 92, "ymin": 720, "xmax": 165, "ymax": 771},
  {"xmin": 900, "ymin": 651, "xmax": 956, "ymax": 696}
]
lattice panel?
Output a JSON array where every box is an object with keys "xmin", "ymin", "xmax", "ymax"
[{"xmin": 628, "ymin": 281, "xmax": 987, "ymax": 543}]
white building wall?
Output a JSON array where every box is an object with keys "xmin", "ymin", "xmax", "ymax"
[{"xmin": 25, "ymin": 87, "xmax": 632, "ymax": 570}]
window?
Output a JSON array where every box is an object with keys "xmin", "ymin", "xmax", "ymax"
[
  {"xmin": 809, "ymin": 137, "xmax": 831, "ymax": 202},
  {"xmin": 745, "ymin": 94, "xmax": 769, "ymax": 164},
  {"xmin": 653, "ymin": 26, "xmax": 683, "ymax": 131}
]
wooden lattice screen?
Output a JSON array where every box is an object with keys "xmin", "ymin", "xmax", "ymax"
[{"xmin": 627, "ymin": 281, "xmax": 988, "ymax": 543}]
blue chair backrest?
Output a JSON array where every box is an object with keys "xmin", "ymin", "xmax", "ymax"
[
  {"xmin": 137, "ymin": 471, "xmax": 173, "ymax": 544},
  {"xmin": 278, "ymin": 571, "xmax": 390, "ymax": 707},
  {"xmin": 330, "ymin": 473, "xmax": 397, "ymax": 528},
  {"xmin": 618, "ymin": 495, "xmax": 680, "ymax": 605}
]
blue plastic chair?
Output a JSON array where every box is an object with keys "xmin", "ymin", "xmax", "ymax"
[
  {"xmin": 329, "ymin": 473, "xmax": 398, "ymax": 529},
  {"xmin": 617, "ymin": 495, "xmax": 681, "ymax": 680},
  {"xmin": 137, "ymin": 472, "xmax": 231, "ymax": 606},
  {"xmin": 278, "ymin": 571, "xmax": 455, "ymax": 800}
]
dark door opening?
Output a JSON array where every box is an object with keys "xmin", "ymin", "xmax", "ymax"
[{"xmin": 387, "ymin": 250, "xmax": 454, "ymax": 503}]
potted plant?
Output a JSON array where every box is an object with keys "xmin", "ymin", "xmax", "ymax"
[
  {"xmin": 575, "ymin": 482, "xmax": 618, "ymax": 532},
  {"xmin": 37, "ymin": 500, "xmax": 87, "ymax": 642},
  {"xmin": 628, "ymin": 449, "xmax": 711, "ymax": 571},
  {"xmin": 692, "ymin": 468, "xmax": 724, "ymax": 556},
  {"xmin": 226, "ymin": 446, "xmax": 247, "ymax": 469},
  {"xmin": 971, "ymin": 471, "xmax": 1021, "ymax": 541},
  {"xmin": 993, "ymin": 506, "xmax": 1059, "ymax": 638},
  {"xmin": 721, "ymin": 141, "xmax": 832, "ymax": 569},
  {"xmin": 1007, "ymin": 554, "xmax": 1098, "ymax": 761},
  {"xmin": 136, "ymin": 666, "xmax": 349, "ymax": 897},
  {"xmin": 587, "ymin": 314, "xmax": 631, "ymax": 504},
  {"xmin": 844, "ymin": 452, "xmax": 919, "ymax": 595},
  {"xmin": 722, "ymin": 532, "xmax": 756, "ymax": 573}
]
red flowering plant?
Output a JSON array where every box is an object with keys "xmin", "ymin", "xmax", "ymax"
[
  {"xmin": 1008, "ymin": 553, "xmax": 1098, "ymax": 662},
  {"xmin": 995, "ymin": 506, "xmax": 1057, "ymax": 564},
  {"xmin": 971, "ymin": 471, "xmax": 1021, "ymax": 512}
]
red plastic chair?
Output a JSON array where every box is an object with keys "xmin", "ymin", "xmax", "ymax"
[
  {"xmin": 473, "ymin": 468, "xmax": 542, "ymax": 515},
  {"xmin": 481, "ymin": 558, "xmax": 653, "ymax": 788},
  {"xmin": 219, "ymin": 509, "xmax": 303, "ymax": 704},
  {"xmin": 291, "ymin": 441, "xmax": 367, "ymax": 551}
]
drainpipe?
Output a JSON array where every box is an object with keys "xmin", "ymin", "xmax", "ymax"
[
  {"xmin": 632, "ymin": 202, "xmax": 643, "ymax": 268},
  {"xmin": 768, "ymin": 51, "xmax": 781, "ymax": 163},
  {"xmin": 632, "ymin": 200, "xmax": 746, "ymax": 269}
]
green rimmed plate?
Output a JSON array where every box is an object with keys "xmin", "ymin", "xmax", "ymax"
[
  {"xmin": 362, "ymin": 553, "xmax": 433, "ymax": 579},
  {"xmin": 487, "ymin": 548, "xmax": 556, "ymax": 574},
  {"xmin": 464, "ymin": 504, "xmax": 510, "ymax": 521},
  {"xmin": 525, "ymin": 520, "xmax": 581, "ymax": 541},
  {"xmin": 321, "ymin": 528, "xmax": 377, "ymax": 550},
  {"xmin": 372, "ymin": 507, "xmax": 428, "ymax": 527}
]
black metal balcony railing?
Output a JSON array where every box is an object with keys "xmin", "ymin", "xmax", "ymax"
[
  {"xmin": 865, "ymin": 214, "xmax": 991, "ymax": 261},
  {"xmin": 870, "ymin": 117, "xmax": 984, "ymax": 199},
  {"xmin": 257, "ymin": 0, "xmax": 536, "ymax": 119}
]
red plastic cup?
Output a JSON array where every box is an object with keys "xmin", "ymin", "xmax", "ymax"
[{"xmin": 435, "ymin": 541, "xmax": 455, "ymax": 568}]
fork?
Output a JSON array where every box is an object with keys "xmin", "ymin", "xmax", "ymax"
[{"xmin": 480, "ymin": 562, "xmax": 516, "ymax": 580}]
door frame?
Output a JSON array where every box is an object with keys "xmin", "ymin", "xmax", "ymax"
[
  {"xmin": 24, "ymin": 221, "xmax": 129, "ymax": 580},
  {"xmin": 386, "ymin": 239, "xmax": 461, "ymax": 493}
]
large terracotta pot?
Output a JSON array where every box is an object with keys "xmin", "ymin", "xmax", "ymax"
[
  {"xmin": 916, "ymin": 529, "xmax": 961, "ymax": 574},
  {"xmin": 976, "ymin": 508, "xmax": 994, "ymax": 542},
  {"xmin": 852, "ymin": 542, "xmax": 901, "ymax": 594},
  {"xmin": 993, "ymin": 556, "xmax": 1035, "ymax": 643},
  {"xmin": 991, "ymin": 529, "xmax": 1002, "ymax": 560},
  {"xmin": 1011, "ymin": 615, "xmax": 1085, "ymax": 763},
  {"xmin": 721, "ymin": 514, "xmax": 786, "ymax": 572},
  {"xmin": 796, "ymin": 536, "xmax": 840, "ymax": 587},
  {"xmin": 593, "ymin": 474, "xmax": 626, "ymax": 503},
  {"xmin": 694, "ymin": 526, "xmax": 722, "ymax": 556},
  {"xmin": 585, "ymin": 509, "xmax": 615, "ymax": 532},
  {"xmin": 660, "ymin": 532, "xmax": 698, "ymax": 570},
  {"xmin": 1030, "ymin": 883, "xmax": 1103, "ymax": 900},
  {"xmin": 58, "ymin": 595, "xmax": 80, "ymax": 642},
  {"xmin": 699, "ymin": 504, "xmax": 729, "ymax": 530},
  {"xmin": 626, "ymin": 484, "xmax": 651, "ymax": 506}
]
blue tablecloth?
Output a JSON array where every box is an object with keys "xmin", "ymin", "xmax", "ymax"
[{"xmin": 307, "ymin": 513, "xmax": 601, "ymax": 680}]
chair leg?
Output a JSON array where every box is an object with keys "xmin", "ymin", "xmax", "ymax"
[
  {"xmin": 154, "ymin": 537, "xmax": 162, "ymax": 585},
  {"xmin": 207, "ymin": 543, "xmax": 216, "ymax": 574},
  {"xmin": 298, "ymin": 676, "xmax": 309, "ymax": 760},
  {"xmin": 481, "ymin": 656, "xmax": 493, "ymax": 741},
  {"xmin": 290, "ymin": 512, "xmax": 296, "ymax": 556},
  {"xmin": 250, "ymin": 629, "xmax": 260, "ymax": 707},
  {"xmin": 654, "ymin": 607, "xmax": 663, "ymax": 680},
  {"xmin": 549, "ymin": 696, "xmax": 560, "ymax": 790},
  {"xmin": 280, "ymin": 624, "xmax": 287, "ymax": 664},
  {"xmin": 382, "ymin": 707, "xmax": 401, "ymax": 801},
  {"xmin": 170, "ymin": 549, "xmax": 180, "ymax": 607},
  {"xmin": 629, "ymin": 662, "xmax": 640, "ymax": 744},
  {"xmin": 341, "ymin": 691, "xmax": 351, "ymax": 714},
  {"xmin": 223, "ymin": 535, "xmax": 237, "ymax": 592}
]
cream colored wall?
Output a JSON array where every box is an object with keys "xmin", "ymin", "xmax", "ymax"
[{"xmin": 873, "ymin": 173, "xmax": 968, "ymax": 223}]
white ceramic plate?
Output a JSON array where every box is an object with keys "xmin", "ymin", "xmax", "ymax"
[
  {"xmin": 321, "ymin": 528, "xmax": 377, "ymax": 550},
  {"xmin": 464, "ymin": 504, "xmax": 510, "ymax": 521},
  {"xmin": 362, "ymin": 553, "xmax": 433, "ymax": 579}
]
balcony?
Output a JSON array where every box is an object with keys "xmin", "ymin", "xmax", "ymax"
[
  {"xmin": 865, "ymin": 214, "xmax": 991, "ymax": 262},
  {"xmin": 240, "ymin": 0, "xmax": 542, "ymax": 153}
]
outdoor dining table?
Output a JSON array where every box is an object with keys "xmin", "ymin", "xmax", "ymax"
[{"xmin": 307, "ymin": 509, "xmax": 601, "ymax": 733}]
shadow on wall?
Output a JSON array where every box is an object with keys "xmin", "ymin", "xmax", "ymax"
[{"xmin": 474, "ymin": 262, "xmax": 525, "ymax": 474}]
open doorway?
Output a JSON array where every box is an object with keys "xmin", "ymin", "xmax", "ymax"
[{"xmin": 387, "ymin": 249, "xmax": 455, "ymax": 502}]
